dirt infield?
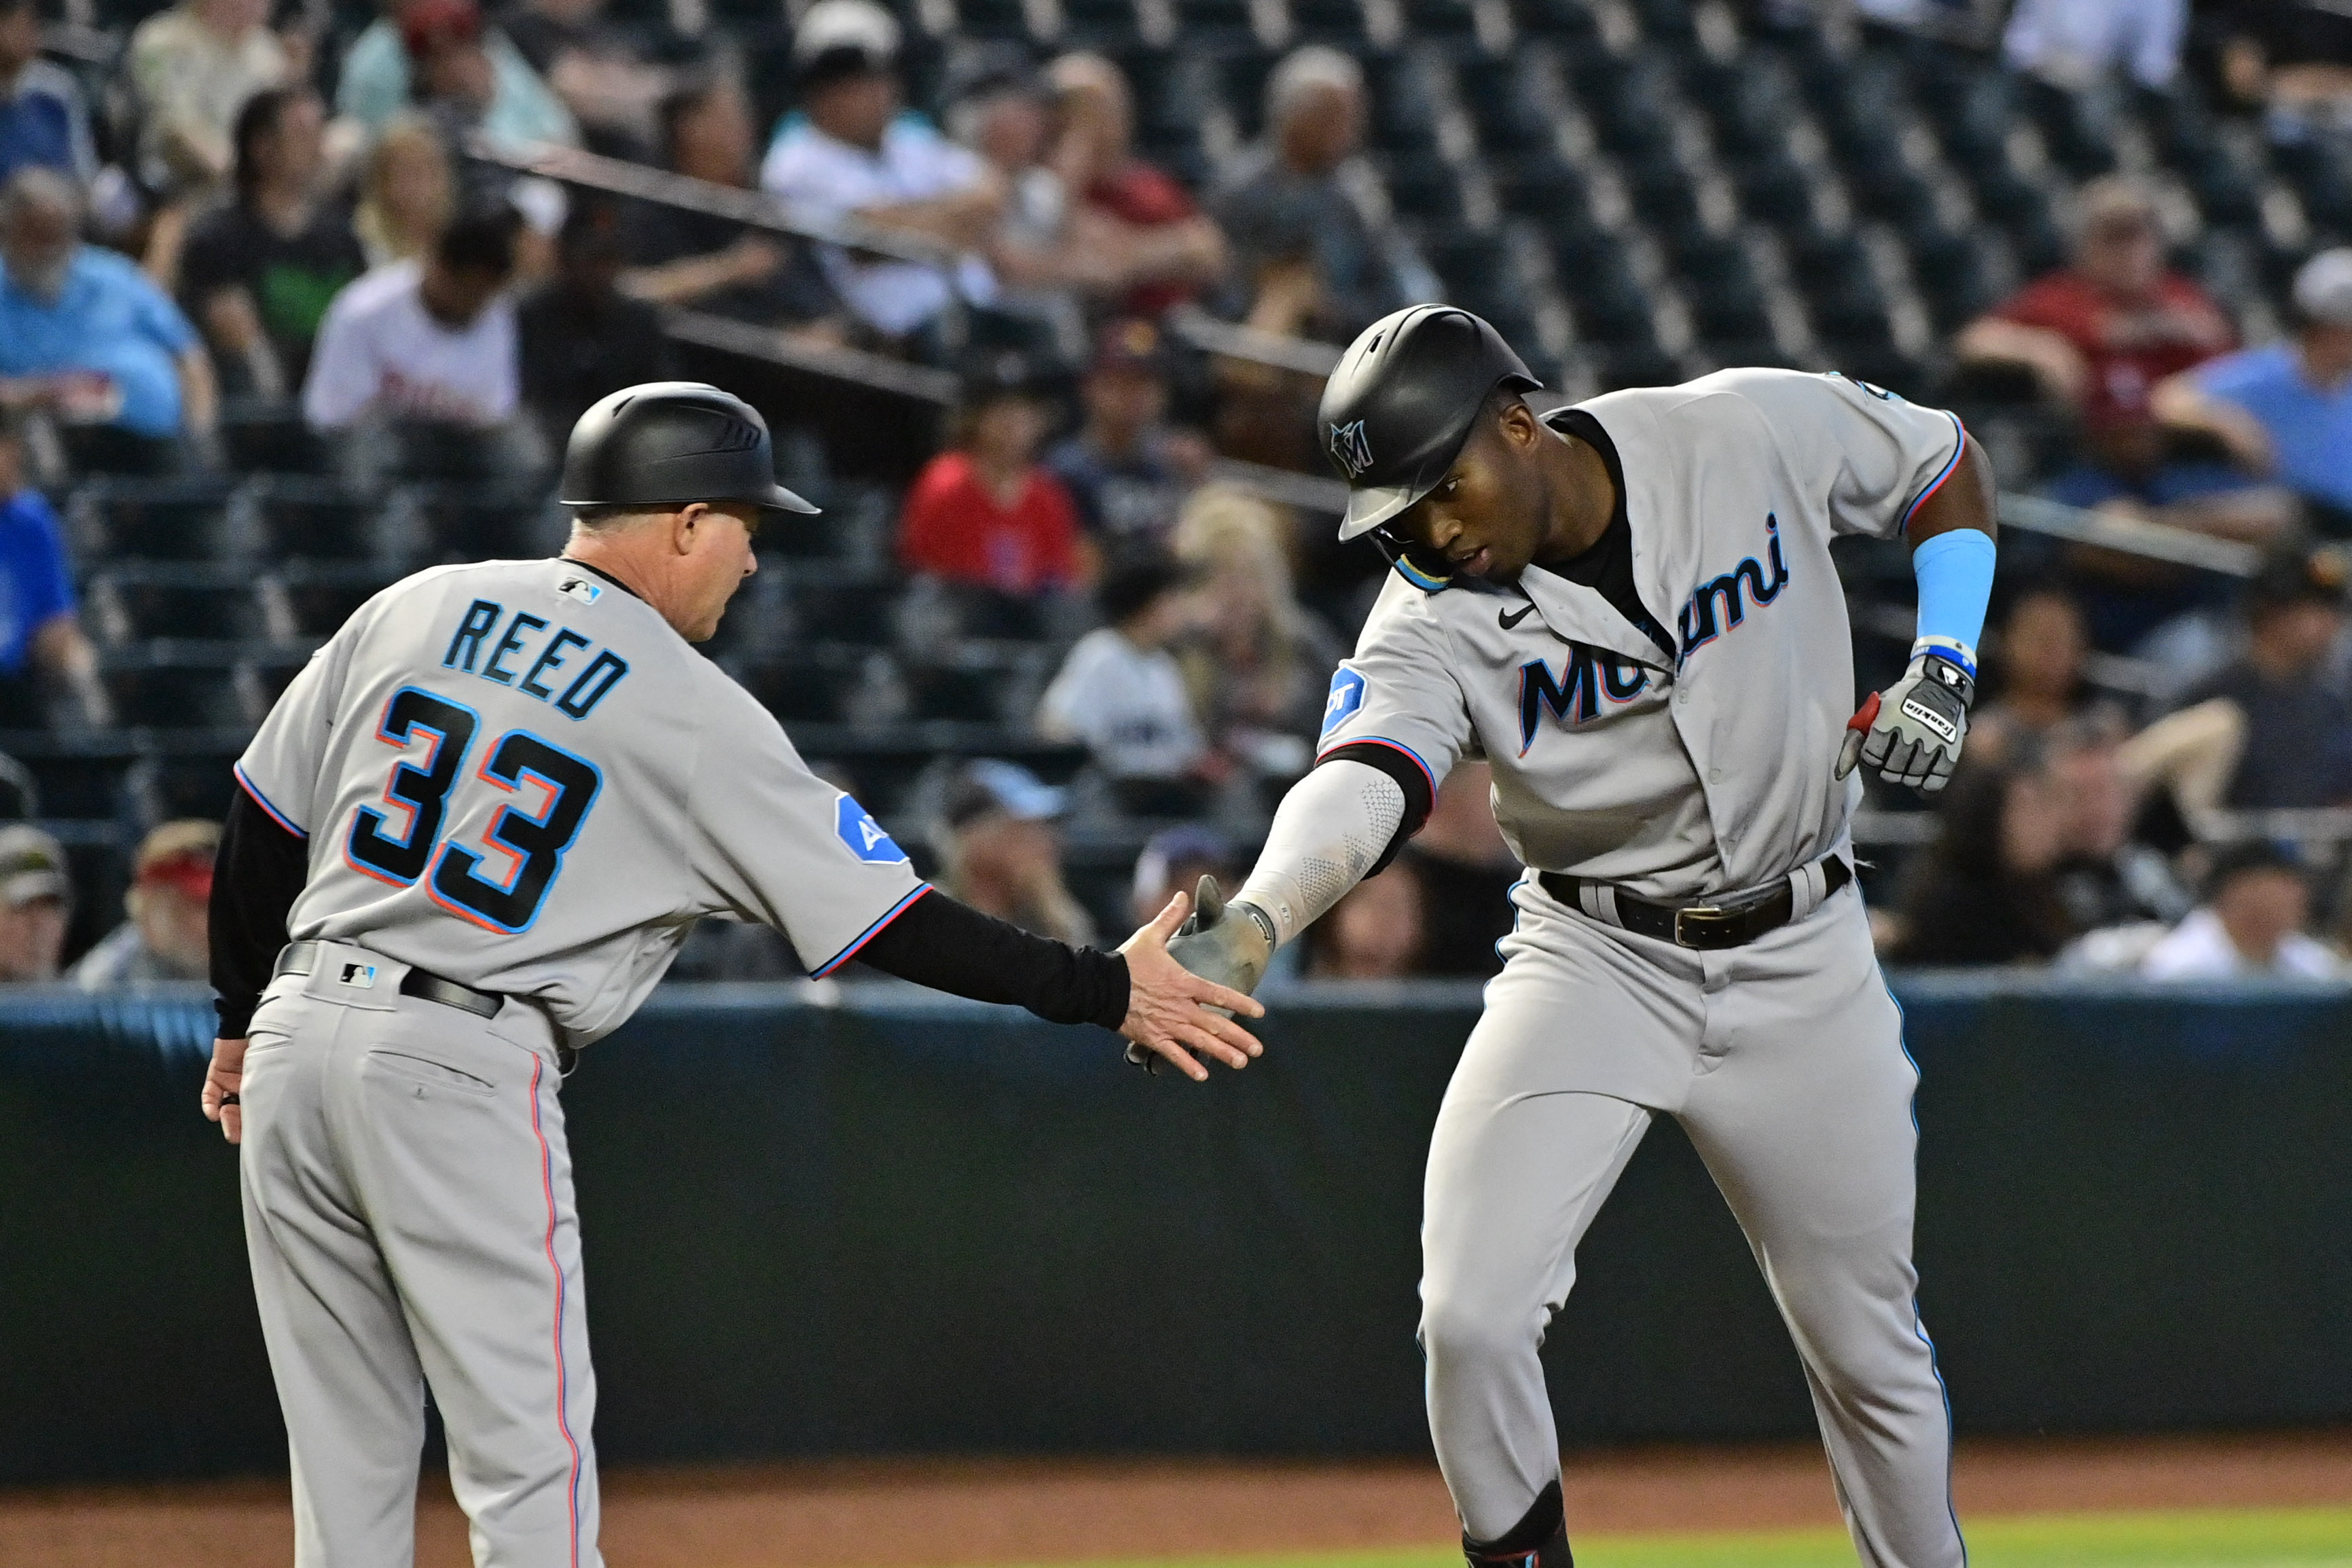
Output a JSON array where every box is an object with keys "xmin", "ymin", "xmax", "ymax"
[{"xmin": 10, "ymin": 1432, "xmax": 2352, "ymax": 1567}]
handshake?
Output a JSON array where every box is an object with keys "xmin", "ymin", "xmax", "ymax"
[{"xmin": 1114, "ymin": 877, "xmax": 1278, "ymax": 1080}]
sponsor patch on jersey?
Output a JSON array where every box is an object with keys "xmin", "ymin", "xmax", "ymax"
[
  {"xmin": 1321, "ymin": 668, "xmax": 1367, "ymax": 737},
  {"xmin": 336, "ymin": 961, "xmax": 378, "ymax": 989},
  {"xmin": 836, "ymin": 794, "xmax": 909, "ymax": 864},
  {"xmin": 557, "ymin": 575, "xmax": 604, "ymax": 605}
]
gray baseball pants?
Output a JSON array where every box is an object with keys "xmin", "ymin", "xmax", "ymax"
[
  {"xmin": 1419, "ymin": 881, "xmax": 1964, "ymax": 1568},
  {"xmin": 239, "ymin": 943, "xmax": 600, "ymax": 1567}
]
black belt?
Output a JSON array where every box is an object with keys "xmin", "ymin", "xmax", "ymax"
[
  {"xmin": 1537, "ymin": 856, "xmax": 1851, "ymax": 951},
  {"xmin": 275, "ymin": 941, "xmax": 505, "ymax": 1019}
]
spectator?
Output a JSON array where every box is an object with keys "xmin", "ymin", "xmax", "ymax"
[
  {"xmin": 2001, "ymin": 0, "xmax": 2186, "ymax": 92},
  {"xmin": 69, "ymin": 818, "xmax": 217, "ymax": 988},
  {"xmin": 1037, "ymin": 553, "xmax": 1211, "ymax": 816},
  {"xmin": 518, "ymin": 195, "xmax": 672, "ymax": 450},
  {"xmin": 1129, "ymin": 822, "xmax": 1234, "ymax": 927},
  {"xmin": 125, "ymin": 0, "xmax": 289, "ymax": 197},
  {"xmin": 2155, "ymin": 249, "xmax": 2352, "ymax": 526},
  {"xmin": 949, "ymin": 54, "xmax": 1087, "ymax": 357},
  {"xmin": 1044, "ymin": 318, "xmax": 1208, "ymax": 558},
  {"xmin": 758, "ymin": 0, "xmax": 1001, "ymax": 344},
  {"xmin": 353, "ymin": 113, "xmax": 456, "ymax": 268},
  {"xmin": 933, "ymin": 759, "xmax": 1096, "ymax": 947},
  {"xmin": 1171, "ymin": 483, "xmax": 1341, "ymax": 769},
  {"xmin": 2172, "ymin": 546, "xmax": 2352, "ymax": 809},
  {"xmin": 0, "ymin": 0, "xmax": 96, "ymax": 187},
  {"xmin": 179, "ymin": 88, "xmax": 366, "ymax": 399},
  {"xmin": 304, "ymin": 203, "xmax": 519, "ymax": 433},
  {"xmin": 623, "ymin": 74, "xmax": 835, "ymax": 327},
  {"xmin": 0, "ymin": 407, "xmax": 106, "ymax": 729},
  {"xmin": 1955, "ymin": 177, "xmax": 2233, "ymax": 434},
  {"xmin": 496, "ymin": 0, "xmax": 672, "ymax": 145},
  {"xmin": 1405, "ymin": 760, "xmax": 1517, "ymax": 980},
  {"xmin": 1972, "ymin": 587, "xmax": 2096, "ymax": 759},
  {"xmin": 2045, "ymin": 718, "xmax": 2193, "ymax": 934},
  {"xmin": 2139, "ymin": 841, "xmax": 2343, "ymax": 979},
  {"xmin": 1045, "ymin": 51, "xmax": 1225, "ymax": 319},
  {"xmin": 897, "ymin": 356, "xmax": 1084, "ymax": 610},
  {"xmin": 1887, "ymin": 753, "xmax": 2080, "ymax": 965},
  {"xmin": 1210, "ymin": 46, "xmax": 1436, "ymax": 345},
  {"xmin": 1307, "ymin": 858, "xmax": 1424, "ymax": 979},
  {"xmin": 0, "ymin": 821, "xmax": 68, "ymax": 982},
  {"xmin": 0, "ymin": 168, "xmax": 216, "ymax": 447},
  {"xmin": 2216, "ymin": 1, "xmax": 2352, "ymax": 139},
  {"xmin": 337, "ymin": 0, "xmax": 579, "ymax": 147}
]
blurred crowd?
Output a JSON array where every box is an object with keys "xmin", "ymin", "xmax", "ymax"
[{"xmin": 10, "ymin": 0, "xmax": 2352, "ymax": 989}]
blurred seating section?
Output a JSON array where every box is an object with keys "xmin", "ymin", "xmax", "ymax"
[{"xmin": 9, "ymin": 0, "xmax": 2345, "ymax": 958}]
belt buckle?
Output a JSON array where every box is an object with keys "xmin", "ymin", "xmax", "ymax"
[{"xmin": 1671, "ymin": 903, "xmax": 1738, "ymax": 949}]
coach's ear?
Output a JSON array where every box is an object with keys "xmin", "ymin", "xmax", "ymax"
[{"xmin": 668, "ymin": 502, "xmax": 706, "ymax": 555}]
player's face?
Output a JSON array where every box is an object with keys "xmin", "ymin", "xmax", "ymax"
[
  {"xmin": 1388, "ymin": 405, "xmax": 1547, "ymax": 583},
  {"xmin": 676, "ymin": 501, "xmax": 762, "ymax": 642}
]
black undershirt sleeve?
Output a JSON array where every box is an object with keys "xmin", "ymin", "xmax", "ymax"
[
  {"xmin": 1314, "ymin": 740, "xmax": 1435, "ymax": 877},
  {"xmin": 210, "ymin": 786, "xmax": 311, "ymax": 1038},
  {"xmin": 854, "ymin": 888, "xmax": 1132, "ymax": 1031}
]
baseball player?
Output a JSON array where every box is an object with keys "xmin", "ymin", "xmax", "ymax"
[
  {"xmin": 1168, "ymin": 308, "xmax": 1995, "ymax": 1567},
  {"xmin": 198, "ymin": 382, "xmax": 1265, "ymax": 1567}
]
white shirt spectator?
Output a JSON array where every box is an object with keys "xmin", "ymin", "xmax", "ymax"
[
  {"xmin": 759, "ymin": 112, "xmax": 994, "ymax": 336},
  {"xmin": 1038, "ymin": 626, "xmax": 1205, "ymax": 781},
  {"xmin": 2002, "ymin": 0, "xmax": 2186, "ymax": 91},
  {"xmin": 302, "ymin": 261, "xmax": 517, "ymax": 430},
  {"xmin": 2139, "ymin": 907, "xmax": 2345, "ymax": 981}
]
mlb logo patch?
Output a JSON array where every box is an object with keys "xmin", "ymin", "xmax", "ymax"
[
  {"xmin": 337, "ymin": 962, "xmax": 378, "ymax": 989},
  {"xmin": 835, "ymin": 795, "xmax": 909, "ymax": 864},
  {"xmin": 1322, "ymin": 668, "xmax": 1367, "ymax": 737},
  {"xmin": 557, "ymin": 575, "xmax": 604, "ymax": 606}
]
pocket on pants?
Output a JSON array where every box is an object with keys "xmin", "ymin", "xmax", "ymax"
[{"xmin": 365, "ymin": 1047, "xmax": 500, "ymax": 1098}]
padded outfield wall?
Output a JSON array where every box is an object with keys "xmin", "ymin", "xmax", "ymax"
[{"xmin": 1, "ymin": 977, "xmax": 2347, "ymax": 1484}]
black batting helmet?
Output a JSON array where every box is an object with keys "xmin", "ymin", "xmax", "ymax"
[
  {"xmin": 560, "ymin": 382, "xmax": 819, "ymax": 515},
  {"xmin": 1316, "ymin": 305, "xmax": 1540, "ymax": 541}
]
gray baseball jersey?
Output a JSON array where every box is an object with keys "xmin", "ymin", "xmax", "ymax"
[
  {"xmin": 1320, "ymin": 369, "xmax": 1972, "ymax": 1566},
  {"xmin": 1316, "ymin": 367, "xmax": 1964, "ymax": 900},
  {"xmin": 236, "ymin": 555, "xmax": 927, "ymax": 1042}
]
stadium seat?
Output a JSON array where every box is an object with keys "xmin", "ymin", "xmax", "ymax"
[
  {"xmin": 249, "ymin": 476, "xmax": 386, "ymax": 564},
  {"xmin": 102, "ymin": 653, "xmax": 249, "ymax": 732},
  {"xmin": 85, "ymin": 567, "xmax": 268, "ymax": 646},
  {"xmin": 67, "ymin": 475, "xmax": 237, "ymax": 563}
]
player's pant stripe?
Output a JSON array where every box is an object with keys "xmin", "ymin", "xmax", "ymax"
[
  {"xmin": 530, "ymin": 1053, "xmax": 585, "ymax": 1567},
  {"xmin": 812, "ymin": 883, "xmax": 934, "ymax": 977}
]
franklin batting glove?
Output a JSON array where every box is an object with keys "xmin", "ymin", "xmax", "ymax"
[
  {"xmin": 1837, "ymin": 653, "xmax": 1974, "ymax": 795},
  {"xmin": 1126, "ymin": 876, "xmax": 1275, "ymax": 1072}
]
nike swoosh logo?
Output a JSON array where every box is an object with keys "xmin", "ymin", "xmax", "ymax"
[{"xmin": 1499, "ymin": 603, "xmax": 1536, "ymax": 630}]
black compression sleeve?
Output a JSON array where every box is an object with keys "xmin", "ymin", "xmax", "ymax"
[
  {"xmin": 1316, "ymin": 740, "xmax": 1434, "ymax": 876},
  {"xmin": 210, "ymin": 786, "xmax": 309, "ymax": 1038},
  {"xmin": 853, "ymin": 888, "xmax": 1131, "ymax": 1030}
]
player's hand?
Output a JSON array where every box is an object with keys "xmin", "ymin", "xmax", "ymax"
[
  {"xmin": 202, "ymin": 1036, "xmax": 248, "ymax": 1145},
  {"xmin": 1115, "ymin": 889, "xmax": 1266, "ymax": 1082},
  {"xmin": 1163, "ymin": 876, "xmax": 1273, "ymax": 1020},
  {"xmin": 1837, "ymin": 653, "xmax": 1974, "ymax": 796}
]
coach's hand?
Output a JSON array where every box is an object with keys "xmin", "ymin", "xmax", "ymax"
[
  {"xmin": 1837, "ymin": 653, "xmax": 1974, "ymax": 796},
  {"xmin": 202, "ymin": 1036, "xmax": 247, "ymax": 1145},
  {"xmin": 1117, "ymin": 888, "xmax": 1266, "ymax": 1082}
]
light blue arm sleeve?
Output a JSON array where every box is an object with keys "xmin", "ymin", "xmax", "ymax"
[{"xmin": 1911, "ymin": 527, "xmax": 1996, "ymax": 679}]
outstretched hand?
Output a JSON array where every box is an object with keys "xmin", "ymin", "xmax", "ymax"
[{"xmin": 1116, "ymin": 890, "xmax": 1266, "ymax": 1082}]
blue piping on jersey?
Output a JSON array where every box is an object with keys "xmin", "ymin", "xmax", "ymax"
[
  {"xmin": 1898, "ymin": 412, "xmax": 1969, "ymax": 533},
  {"xmin": 1316, "ymin": 735, "xmax": 1436, "ymax": 799},
  {"xmin": 1391, "ymin": 555, "xmax": 1455, "ymax": 593},
  {"xmin": 234, "ymin": 765, "xmax": 308, "ymax": 839},
  {"xmin": 812, "ymin": 883, "xmax": 934, "ymax": 977}
]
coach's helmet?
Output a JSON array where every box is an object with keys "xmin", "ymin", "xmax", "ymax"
[
  {"xmin": 1317, "ymin": 306, "xmax": 1540, "ymax": 546},
  {"xmin": 560, "ymin": 382, "xmax": 820, "ymax": 515}
]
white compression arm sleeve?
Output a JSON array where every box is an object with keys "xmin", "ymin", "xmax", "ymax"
[{"xmin": 1232, "ymin": 759, "xmax": 1409, "ymax": 948}]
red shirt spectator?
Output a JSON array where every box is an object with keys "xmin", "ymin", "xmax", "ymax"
[
  {"xmin": 1959, "ymin": 177, "xmax": 2233, "ymax": 429},
  {"xmin": 1048, "ymin": 52, "xmax": 1225, "ymax": 318},
  {"xmin": 1085, "ymin": 161, "xmax": 1207, "ymax": 318},
  {"xmin": 898, "ymin": 448, "xmax": 1081, "ymax": 594}
]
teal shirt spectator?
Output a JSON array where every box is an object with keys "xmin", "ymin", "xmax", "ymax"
[
  {"xmin": 0, "ymin": 486, "xmax": 74, "ymax": 676},
  {"xmin": 2190, "ymin": 343, "xmax": 2352, "ymax": 513},
  {"xmin": 0, "ymin": 246, "xmax": 198, "ymax": 437},
  {"xmin": 334, "ymin": 19, "xmax": 579, "ymax": 147}
]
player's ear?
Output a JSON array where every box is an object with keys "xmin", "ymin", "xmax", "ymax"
[
  {"xmin": 670, "ymin": 503, "xmax": 703, "ymax": 555},
  {"xmin": 1495, "ymin": 396, "xmax": 1541, "ymax": 451}
]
